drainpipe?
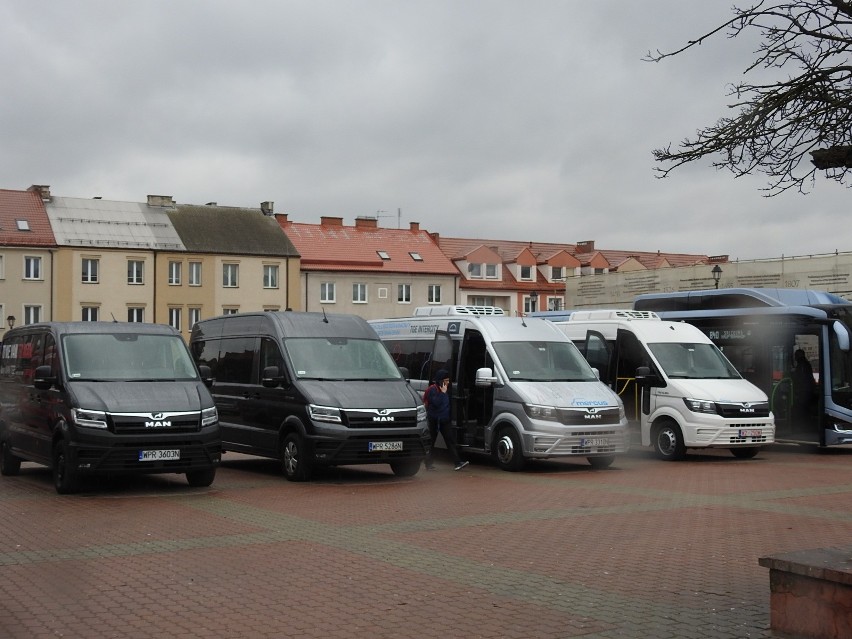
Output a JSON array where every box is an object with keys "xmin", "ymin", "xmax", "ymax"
[
  {"xmin": 304, "ymin": 272, "xmax": 309, "ymax": 312},
  {"xmin": 49, "ymin": 249, "xmax": 55, "ymax": 320},
  {"xmin": 152, "ymin": 250, "xmax": 157, "ymax": 324}
]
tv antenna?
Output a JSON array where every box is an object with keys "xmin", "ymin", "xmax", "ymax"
[{"xmin": 374, "ymin": 208, "xmax": 402, "ymax": 229}]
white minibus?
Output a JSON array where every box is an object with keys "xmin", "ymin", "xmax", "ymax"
[{"xmin": 370, "ymin": 306, "xmax": 630, "ymax": 471}]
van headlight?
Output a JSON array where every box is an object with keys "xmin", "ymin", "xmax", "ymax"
[
  {"xmin": 416, "ymin": 405, "xmax": 427, "ymax": 423},
  {"xmin": 71, "ymin": 408, "xmax": 108, "ymax": 429},
  {"xmin": 525, "ymin": 404, "xmax": 560, "ymax": 421},
  {"xmin": 308, "ymin": 404, "xmax": 343, "ymax": 424},
  {"xmin": 201, "ymin": 406, "xmax": 218, "ymax": 427},
  {"xmin": 684, "ymin": 398, "xmax": 719, "ymax": 414}
]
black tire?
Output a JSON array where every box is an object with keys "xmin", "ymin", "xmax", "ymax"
[
  {"xmin": 186, "ymin": 467, "xmax": 216, "ymax": 487},
  {"xmin": 653, "ymin": 421, "xmax": 686, "ymax": 461},
  {"xmin": 390, "ymin": 459, "xmax": 421, "ymax": 477},
  {"xmin": 493, "ymin": 426, "xmax": 526, "ymax": 472},
  {"xmin": 0, "ymin": 440, "xmax": 21, "ymax": 476},
  {"xmin": 53, "ymin": 439, "xmax": 80, "ymax": 495},
  {"xmin": 731, "ymin": 447, "xmax": 760, "ymax": 459},
  {"xmin": 588, "ymin": 455, "xmax": 615, "ymax": 469},
  {"xmin": 280, "ymin": 432, "xmax": 313, "ymax": 482}
]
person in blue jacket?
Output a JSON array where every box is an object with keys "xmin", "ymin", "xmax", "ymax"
[{"xmin": 423, "ymin": 369, "xmax": 468, "ymax": 471}]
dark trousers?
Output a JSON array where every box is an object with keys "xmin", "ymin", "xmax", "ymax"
[{"xmin": 425, "ymin": 416, "xmax": 461, "ymax": 466}]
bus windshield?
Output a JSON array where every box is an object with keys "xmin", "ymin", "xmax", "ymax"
[
  {"xmin": 63, "ymin": 333, "xmax": 198, "ymax": 381},
  {"xmin": 492, "ymin": 340, "xmax": 597, "ymax": 382},
  {"xmin": 285, "ymin": 337, "xmax": 403, "ymax": 381},
  {"xmin": 648, "ymin": 342, "xmax": 741, "ymax": 380}
]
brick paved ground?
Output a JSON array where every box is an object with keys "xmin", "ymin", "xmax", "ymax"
[{"xmin": 1, "ymin": 443, "xmax": 851, "ymax": 638}]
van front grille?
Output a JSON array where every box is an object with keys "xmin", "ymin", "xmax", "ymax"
[
  {"xmin": 109, "ymin": 411, "xmax": 201, "ymax": 434},
  {"xmin": 343, "ymin": 408, "xmax": 420, "ymax": 429}
]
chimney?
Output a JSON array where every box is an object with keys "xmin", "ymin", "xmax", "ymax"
[
  {"xmin": 708, "ymin": 255, "xmax": 729, "ymax": 263},
  {"xmin": 576, "ymin": 240, "xmax": 595, "ymax": 254},
  {"xmin": 355, "ymin": 217, "xmax": 378, "ymax": 229},
  {"xmin": 409, "ymin": 221, "xmax": 420, "ymax": 232},
  {"xmin": 320, "ymin": 216, "xmax": 344, "ymax": 227},
  {"xmin": 147, "ymin": 195, "xmax": 175, "ymax": 207},
  {"xmin": 260, "ymin": 201, "xmax": 274, "ymax": 216},
  {"xmin": 28, "ymin": 185, "xmax": 51, "ymax": 201},
  {"xmin": 275, "ymin": 213, "xmax": 288, "ymax": 223}
]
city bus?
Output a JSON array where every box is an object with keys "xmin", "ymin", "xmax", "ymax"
[{"xmin": 633, "ymin": 288, "xmax": 852, "ymax": 447}]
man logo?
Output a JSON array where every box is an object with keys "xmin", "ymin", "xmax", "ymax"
[
  {"xmin": 585, "ymin": 407, "xmax": 602, "ymax": 420},
  {"xmin": 145, "ymin": 413, "xmax": 172, "ymax": 428},
  {"xmin": 373, "ymin": 408, "xmax": 395, "ymax": 422}
]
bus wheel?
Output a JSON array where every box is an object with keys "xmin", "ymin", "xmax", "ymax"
[
  {"xmin": 280, "ymin": 432, "xmax": 313, "ymax": 482},
  {"xmin": 494, "ymin": 427, "xmax": 526, "ymax": 472},
  {"xmin": 730, "ymin": 447, "xmax": 759, "ymax": 459},
  {"xmin": 587, "ymin": 455, "xmax": 615, "ymax": 469},
  {"xmin": 53, "ymin": 439, "xmax": 80, "ymax": 494},
  {"xmin": 390, "ymin": 459, "xmax": 421, "ymax": 477},
  {"xmin": 653, "ymin": 422, "xmax": 686, "ymax": 461},
  {"xmin": 186, "ymin": 467, "xmax": 216, "ymax": 487},
  {"xmin": 0, "ymin": 440, "xmax": 21, "ymax": 476}
]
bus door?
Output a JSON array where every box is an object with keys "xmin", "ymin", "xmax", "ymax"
[
  {"xmin": 613, "ymin": 329, "xmax": 651, "ymax": 425},
  {"xmin": 457, "ymin": 329, "xmax": 494, "ymax": 448},
  {"xmin": 789, "ymin": 332, "xmax": 821, "ymax": 440}
]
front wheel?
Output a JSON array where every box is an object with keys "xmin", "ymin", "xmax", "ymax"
[
  {"xmin": 493, "ymin": 427, "xmax": 526, "ymax": 472},
  {"xmin": 653, "ymin": 421, "xmax": 686, "ymax": 461},
  {"xmin": 280, "ymin": 432, "xmax": 313, "ymax": 482},
  {"xmin": 0, "ymin": 440, "xmax": 21, "ymax": 476},
  {"xmin": 730, "ymin": 447, "xmax": 760, "ymax": 459},
  {"xmin": 587, "ymin": 455, "xmax": 615, "ymax": 469},
  {"xmin": 53, "ymin": 439, "xmax": 80, "ymax": 494},
  {"xmin": 186, "ymin": 467, "xmax": 216, "ymax": 487},
  {"xmin": 390, "ymin": 459, "xmax": 421, "ymax": 477}
]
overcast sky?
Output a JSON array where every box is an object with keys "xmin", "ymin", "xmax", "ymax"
[{"xmin": 2, "ymin": 1, "xmax": 848, "ymax": 261}]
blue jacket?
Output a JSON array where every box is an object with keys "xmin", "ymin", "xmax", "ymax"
[{"xmin": 425, "ymin": 383, "xmax": 450, "ymax": 421}]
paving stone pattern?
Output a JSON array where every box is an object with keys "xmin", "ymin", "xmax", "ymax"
[{"xmin": 1, "ymin": 445, "xmax": 851, "ymax": 638}]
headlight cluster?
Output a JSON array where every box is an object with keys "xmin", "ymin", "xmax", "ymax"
[
  {"xmin": 416, "ymin": 405, "xmax": 427, "ymax": 423},
  {"xmin": 525, "ymin": 404, "xmax": 560, "ymax": 422},
  {"xmin": 683, "ymin": 398, "xmax": 718, "ymax": 414},
  {"xmin": 201, "ymin": 406, "xmax": 218, "ymax": 427},
  {"xmin": 308, "ymin": 404, "xmax": 343, "ymax": 424},
  {"xmin": 71, "ymin": 408, "xmax": 108, "ymax": 429}
]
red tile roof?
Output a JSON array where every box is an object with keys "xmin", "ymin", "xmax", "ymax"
[
  {"xmin": 278, "ymin": 218, "xmax": 458, "ymax": 275},
  {"xmin": 0, "ymin": 189, "xmax": 56, "ymax": 246}
]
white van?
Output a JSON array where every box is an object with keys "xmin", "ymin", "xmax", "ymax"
[
  {"xmin": 370, "ymin": 306, "xmax": 630, "ymax": 471},
  {"xmin": 552, "ymin": 310, "xmax": 775, "ymax": 460}
]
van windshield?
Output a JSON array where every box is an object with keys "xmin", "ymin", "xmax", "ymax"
[
  {"xmin": 63, "ymin": 333, "xmax": 199, "ymax": 381},
  {"xmin": 648, "ymin": 342, "xmax": 741, "ymax": 380},
  {"xmin": 492, "ymin": 340, "xmax": 598, "ymax": 382},
  {"xmin": 285, "ymin": 337, "xmax": 403, "ymax": 381}
]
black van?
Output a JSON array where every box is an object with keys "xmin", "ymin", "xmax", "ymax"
[
  {"xmin": 189, "ymin": 311, "xmax": 430, "ymax": 481},
  {"xmin": 0, "ymin": 322, "xmax": 221, "ymax": 494}
]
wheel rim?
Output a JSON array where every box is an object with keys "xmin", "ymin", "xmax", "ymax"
[
  {"xmin": 496, "ymin": 434, "xmax": 514, "ymax": 464},
  {"xmin": 55, "ymin": 451, "xmax": 66, "ymax": 486},
  {"xmin": 283, "ymin": 440, "xmax": 299, "ymax": 476},
  {"xmin": 657, "ymin": 428, "xmax": 677, "ymax": 456},
  {"xmin": 0, "ymin": 442, "xmax": 7, "ymax": 471}
]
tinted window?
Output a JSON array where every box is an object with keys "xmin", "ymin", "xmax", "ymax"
[{"xmin": 216, "ymin": 337, "xmax": 257, "ymax": 384}]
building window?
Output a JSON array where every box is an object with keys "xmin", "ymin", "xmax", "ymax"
[
  {"xmin": 377, "ymin": 251, "xmax": 390, "ymax": 260},
  {"xmin": 547, "ymin": 297, "xmax": 564, "ymax": 311},
  {"xmin": 189, "ymin": 307, "xmax": 201, "ymax": 328},
  {"xmin": 485, "ymin": 264, "xmax": 498, "ymax": 278},
  {"xmin": 428, "ymin": 284, "xmax": 442, "ymax": 304},
  {"xmin": 520, "ymin": 265, "xmax": 533, "ymax": 281},
  {"xmin": 189, "ymin": 262, "xmax": 202, "ymax": 286},
  {"xmin": 127, "ymin": 307, "xmax": 144, "ymax": 323},
  {"xmin": 16, "ymin": 220, "xmax": 30, "ymax": 231},
  {"xmin": 0, "ymin": 255, "xmax": 5, "ymax": 280},
  {"xmin": 470, "ymin": 296, "xmax": 495, "ymax": 306},
  {"xmin": 82, "ymin": 306, "xmax": 99, "ymax": 321},
  {"xmin": 398, "ymin": 284, "xmax": 411, "ymax": 303},
  {"xmin": 409, "ymin": 252, "xmax": 423, "ymax": 261},
  {"xmin": 128, "ymin": 260, "xmax": 144, "ymax": 285},
  {"xmin": 168, "ymin": 261, "xmax": 182, "ymax": 285},
  {"xmin": 24, "ymin": 256, "xmax": 42, "ymax": 280},
  {"xmin": 222, "ymin": 307, "xmax": 239, "ymax": 315},
  {"xmin": 223, "ymin": 263, "xmax": 239, "ymax": 288},
  {"xmin": 263, "ymin": 264, "xmax": 279, "ymax": 289},
  {"xmin": 524, "ymin": 296, "xmax": 538, "ymax": 313},
  {"xmin": 552, "ymin": 266, "xmax": 564, "ymax": 280},
  {"xmin": 320, "ymin": 282, "xmax": 336, "ymax": 303},
  {"xmin": 24, "ymin": 305, "xmax": 41, "ymax": 325},
  {"xmin": 81, "ymin": 258, "xmax": 99, "ymax": 283},
  {"xmin": 168, "ymin": 307, "xmax": 181, "ymax": 331},
  {"xmin": 468, "ymin": 263, "xmax": 482, "ymax": 278},
  {"xmin": 353, "ymin": 283, "xmax": 367, "ymax": 303}
]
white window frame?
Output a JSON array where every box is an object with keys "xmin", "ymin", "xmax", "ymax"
[
  {"xmin": 428, "ymin": 284, "xmax": 442, "ymax": 304},
  {"xmin": 547, "ymin": 296, "xmax": 564, "ymax": 311},
  {"xmin": 82, "ymin": 306, "xmax": 99, "ymax": 321},
  {"xmin": 485, "ymin": 264, "xmax": 498, "ymax": 279},
  {"xmin": 24, "ymin": 305, "xmax": 41, "ymax": 325},
  {"xmin": 168, "ymin": 261, "xmax": 182, "ymax": 285},
  {"xmin": 520, "ymin": 265, "xmax": 533, "ymax": 281},
  {"xmin": 24, "ymin": 256, "xmax": 42, "ymax": 280},
  {"xmin": 263, "ymin": 264, "xmax": 279, "ymax": 289},
  {"xmin": 188, "ymin": 307, "xmax": 201, "ymax": 328},
  {"xmin": 551, "ymin": 266, "xmax": 564, "ymax": 281},
  {"xmin": 82, "ymin": 258, "xmax": 99, "ymax": 284},
  {"xmin": 222, "ymin": 263, "xmax": 239, "ymax": 288},
  {"xmin": 352, "ymin": 283, "xmax": 367, "ymax": 304},
  {"xmin": 222, "ymin": 307, "xmax": 239, "ymax": 315},
  {"xmin": 127, "ymin": 307, "xmax": 144, "ymax": 323},
  {"xmin": 188, "ymin": 261, "xmax": 202, "ymax": 286},
  {"xmin": 0, "ymin": 255, "xmax": 5, "ymax": 280},
  {"xmin": 320, "ymin": 282, "xmax": 336, "ymax": 303},
  {"xmin": 168, "ymin": 307, "xmax": 181, "ymax": 331},
  {"xmin": 468, "ymin": 263, "xmax": 482, "ymax": 278},
  {"xmin": 127, "ymin": 260, "xmax": 144, "ymax": 285},
  {"xmin": 398, "ymin": 283, "xmax": 411, "ymax": 304}
]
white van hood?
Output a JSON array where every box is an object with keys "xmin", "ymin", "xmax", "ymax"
[
  {"xmin": 512, "ymin": 381, "xmax": 620, "ymax": 408},
  {"xmin": 664, "ymin": 378, "xmax": 767, "ymax": 403}
]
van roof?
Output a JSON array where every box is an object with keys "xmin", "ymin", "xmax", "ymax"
[
  {"xmin": 192, "ymin": 311, "xmax": 379, "ymax": 340},
  {"xmin": 6, "ymin": 321, "xmax": 181, "ymax": 337},
  {"xmin": 555, "ymin": 316, "xmax": 710, "ymax": 343},
  {"xmin": 371, "ymin": 314, "xmax": 569, "ymax": 343}
]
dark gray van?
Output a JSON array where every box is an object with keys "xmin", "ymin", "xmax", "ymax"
[
  {"xmin": 189, "ymin": 311, "xmax": 430, "ymax": 481},
  {"xmin": 0, "ymin": 322, "xmax": 221, "ymax": 494}
]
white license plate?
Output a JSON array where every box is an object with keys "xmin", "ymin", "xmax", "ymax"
[
  {"xmin": 739, "ymin": 429, "xmax": 762, "ymax": 438},
  {"xmin": 138, "ymin": 449, "xmax": 181, "ymax": 461},
  {"xmin": 368, "ymin": 441, "xmax": 403, "ymax": 452},
  {"xmin": 581, "ymin": 438, "xmax": 609, "ymax": 447}
]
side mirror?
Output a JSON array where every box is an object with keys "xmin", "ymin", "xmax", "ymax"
[
  {"xmin": 33, "ymin": 365, "xmax": 56, "ymax": 390},
  {"xmin": 591, "ymin": 367, "xmax": 600, "ymax": 380},
  {"xmin": 397, "ymin": 366, "xmax": 410, "ymax": 380},
  {"xmin": 475, "ymin": 367, "xmax": 498, "ymax": 387},
  {"xmin": 635, "ymin": 365, "xmax": 665, "ymax": 387},
  {"xmin": 197, "ymin": 364, "xmax": 214, "ymax": 388},
  {"xmin": 261, "ymin": 365, "xmax": 282, "ymax": 388}
]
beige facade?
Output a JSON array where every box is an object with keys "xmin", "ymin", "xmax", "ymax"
[{"xmin": 0, "ymin": 247, "xmax": 54, "ymax": 336}]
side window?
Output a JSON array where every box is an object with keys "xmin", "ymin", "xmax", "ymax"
[
  {"xmin": 217, "ymin": 337, "xmax": 257, "ymax": 384},
  {"xmin": 584, "ymin": 332, "xmax": 610, "ymax": 381},
  {"xmin": 192, "ymin": 339, "xmax": 221, "ymax": 377},
  {"xmin": 260, "ymin": 338, "xmax": 285, "ymax": 376}
]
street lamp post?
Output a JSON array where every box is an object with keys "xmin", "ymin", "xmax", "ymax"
[
  {"xmin": 711, "ymin": 265, "xmax": 723, "ymax": 289},
  {"xmin": 6, "ymin": 315, "xmax": 15, "ymax": 330},
  {"xmin": 529, "ymin": 290, "xmax": 538, "ymax": 312}
]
